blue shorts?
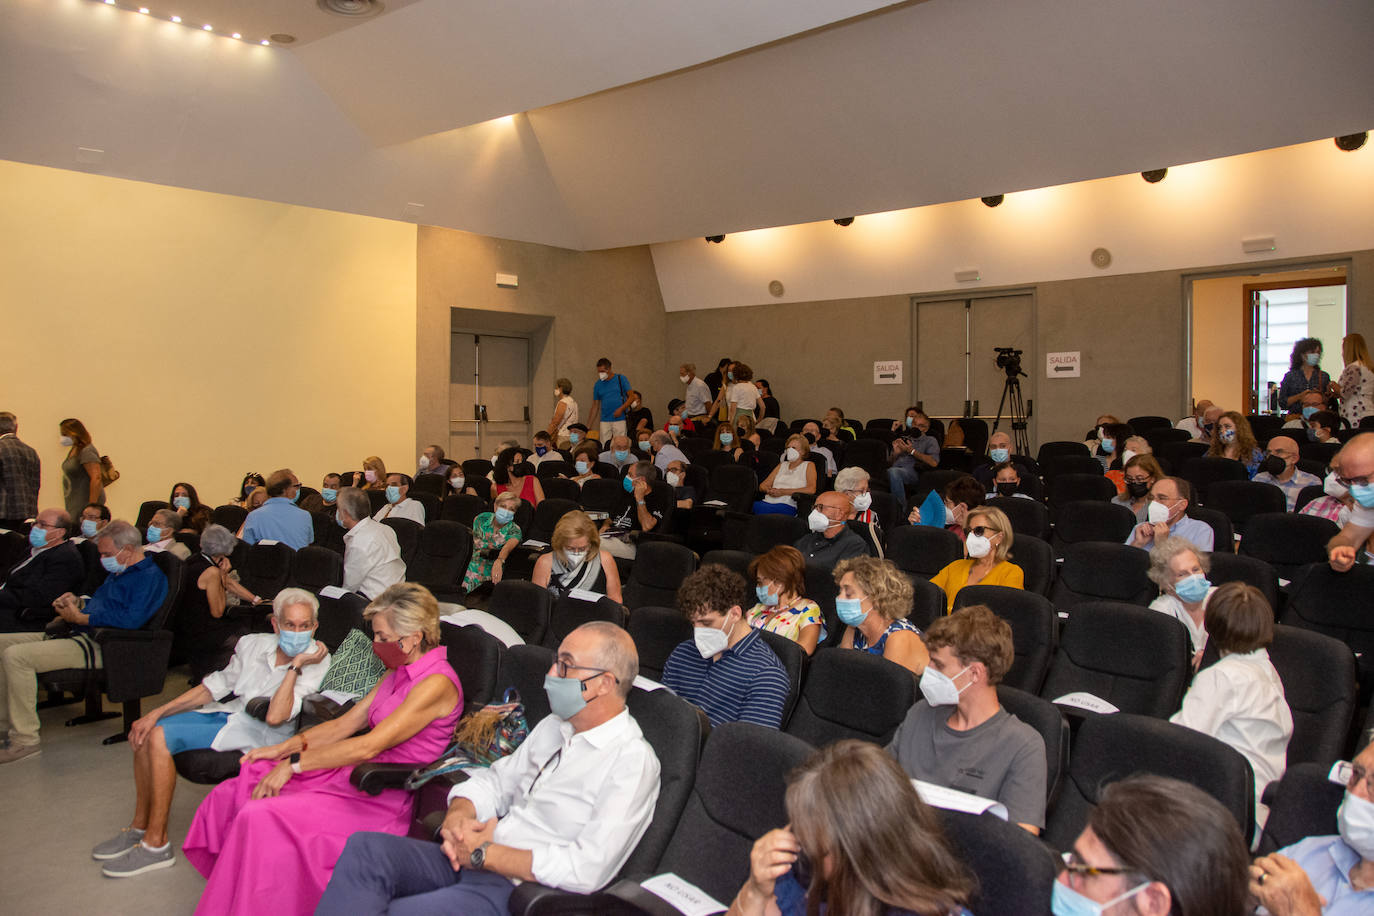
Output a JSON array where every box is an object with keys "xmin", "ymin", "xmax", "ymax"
[{"xmin": 157, "ymin": 710, "xmax": 231, "ymax": 754}]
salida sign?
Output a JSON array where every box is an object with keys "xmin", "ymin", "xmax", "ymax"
[{"xmin": 1046, "ymin": 351, "xmax": 1081, "ymax": 378}]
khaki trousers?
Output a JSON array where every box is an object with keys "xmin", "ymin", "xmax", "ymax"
[{"xmin": 0, "ymin": 632, "xmax": 101, "ymax": 746}]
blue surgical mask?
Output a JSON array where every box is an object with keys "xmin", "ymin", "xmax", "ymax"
[
  {"xmin": 278, "ymin": 629, "xmax": 313, "ymax": 657},
  {"xmin": 905, "ymin": 416, "xmax": 914, "ymax": 427},
  {"xmin": 146, "ymin": 526, "xmax": 163, "ymax": 543},
  {"xmin": 1302, "ymin": 405, "xmax": 1319, "ymax": 419},
  {"xmin": 1351, "ymin": 482, "xmax": 1374, "ymax": 509},
  {"xmin": 80, "ymin": 519, "xmax": 99, "ymax": 538},
  {"xmin": 28, "ymin": 526, "xmax": 49, "ymax": 549},
  {"xmin": 575, "ymin": 460, "xmax": 590, "ymax": 474},
  {"xmin": 1305, "ymin": 352, "xmax": 1320, "ymax": 367},
  {"xmin": 622, "ymin": 475, "xmax": 636, "ymax": 493},
  {"xmin": 989, "ymin": 448, "xmax": 1010, "ymax": 463},
  {"xmin": 756, "ymin": 585, "xmax": 779, "ymax": 607},
  {"xmin": 172, "ymin": 496, "xmax": 191, "ymax": 510},
  {"xmin": 727, "ymin": 370, "xmax": 735, "ymax": 380},
  {"xmin": 1173, "ymin": 573, "xmax": 1212, "ymax": 604},
  {"xmin": 386, "ymin": 485, "xmax": 402, "ymax": 504},
  {"xmin": 1050, "ymin": 877, "xmax": 1147, "ymax": 916},
  {"xmin": 494, "ymin": 507, "xmax": 516, "ymax": 525},
  {"xmin": 1099, "ymin": 438, "xmax": 1115, "ymax": 455},
  {"xmin": 544, "ymin": 673, "xmax": 588, "ymax": 720},
  {"xmin": 614, "ymin": 449, "xmax": 629, "ymax": 462},
  {"xmin": 101, "ymin": 553, "xmax": 127, "ymax": 574},
  {"xmin": 291, "ymin": 488, "xmax": 302, "ymax": 504},
  {"xmin": 322, "ymin": 487, "xmax": 338, "ymax": 503},
  {"xmin": 836, "ymin": 597, "xmax": 868, "ymax": 627},
  {"xmin": 569, "ymin": 432, "xmax": 581, "ymax": 445},
  {"xmin": 669, "ymin": 425, "xmax": 680, "ymax": 435},
  {"xmin": 720, "ymin": 433, "xmax": 734, "ymax": 446}
]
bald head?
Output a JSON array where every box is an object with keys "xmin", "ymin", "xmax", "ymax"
[
  {"xmin": 1342, "ymin": 433, "xmax": 1374, "ymax": 481},
  {"xmin": 988, "ymin": 431, "xmax": 1012, "ymax": 452}
]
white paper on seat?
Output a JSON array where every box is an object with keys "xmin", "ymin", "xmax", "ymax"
[
  {"xmin": 1053, "ymin": 692, "xmax": 1120, "ymax": 714},
  {"xmin": 319, "ymin": 689, "xmax": 361, "ymax": 704},
  {"xmin": 319, "ymin": 586, "xmax": 349, "ymax": 599},
  {"xmin": 259, "ymin": 539, "xmax": 281, "ymax": 546},
  {"xmin": 1278, "ymin": 577, "xmax": 1291, "ymax": 588},
  {"xmin": 702, "ymin": 499, "xmax": 728, "ymax": 507},
  {"xmin": 522, "ymin": 539, "xmax": 549, "ymax": 548},
  {"xmin": 639, "ymin": 873, "xmax": 727, "ymax": 916},
  {"xmin": 911, "ymin": 780, "xmax": 1009, "ymax": 820},
  {"xmin": 633, "ymin": 675, "xmax": 666, "ymax": 692},
  {"xmin": 568, "ymin": 587, "xmax": 603, "ymax": 602}
]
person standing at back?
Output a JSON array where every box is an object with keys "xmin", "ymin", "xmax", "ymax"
[
  {"xmin": 58, "ymin": 418, "xmax": 104, "ymax": 520},
  {"xmin": 589, "ymin": 357, "xmax": 631, "ymax": 441},
  {"xmin": 0, "ymin": 412, "xmax": 40, "ymax": 531}
]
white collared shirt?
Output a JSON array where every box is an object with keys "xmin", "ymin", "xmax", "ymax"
[
  {"xmin": 343, "ymin": 516, "xmax": 406, "ymax": 598},
  {"xmin": 373, "ymin": 497, "xmax": 427, "ymax": 526},
  {"xmin": 1148, "ymin": 587, "xmax": 1216, "ymax": 655},
  {"xmin": 448, "ymin": 707, "xmax": 660, "ymax": 893},
  {"xmin": 197, "ymin": 633, "xmax": 332, "ymax": 751}
]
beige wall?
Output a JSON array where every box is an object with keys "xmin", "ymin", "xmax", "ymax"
[
  {"xmin": 415, "ymin": 227, "xmax": 668, "ymax": 459},
  {"xmin": 0, "ymin": 160, "xmax": 417, "ymax": 520}
]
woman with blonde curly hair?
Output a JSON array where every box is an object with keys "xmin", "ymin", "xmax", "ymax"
[{"xmin": 835, "ymin": 556, "xmax": 928, "ymax": 675}]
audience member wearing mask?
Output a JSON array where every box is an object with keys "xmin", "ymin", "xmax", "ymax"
[
  {"xmin": 373, "ymin": 473, "xmax": 427, "ymax": 525},
  {"xmin": 661, "ymin": 408, "xmax": 692, "ymax": 443},
  {"xmin": 565, "ymin": 423, "xmax": 590, "ymax": 451},
  {"xmin": 1052, "ymin": 775, "xmax": 1250, "ymax": 916},
  {"xmin": 1170, "ymin": 583, "xmax": 1292, "ymax": 832},
  {"xmin": 1175, "ymin": 399, "xmax": 1214, "ymax": 439},
  {"xmin": 834, "ymin": 556, "xmax": 928, "ymax": 676},
  {"xmin": 1111, "ymin": 455, "xmax": 1165, "ymax": 522},
  {"xmin": 415, "ymin": 444, "xmax": 447, "ymax": 477},
  {"xmin": 76, "ymin": 502, "xmax": 111, "ymax": 541},
  {"xmin": 1279, "ymin": 337, "xmax": 1335, "ymax": 415},
  {"xmin": 1084, "ymin": 413, "xmax": 1122, "ymax": 453},
  {"xmin": 528, "ymin": 431, "xmax": 559, "ymax": 468},
  {"xmin": 887, "ymin": 605, "xmax": 1046, "ymax": 834},
  {"xmin": 92, "ymin": 588, "xmax": 331, "ymax": 879},
  {"xmin": 568, "ymin": 445, "xmax": 601, "ymax": 488},
  {"xmin": 736, "ymin": 414, "xmax": 763, "ymax": 451},
  {"xmin": 300, "ymin": 473, "xmax": 342, "ymax": 515},
  {"xmin": 929, "ymin": 506, "xmax": 1023, "ymax": 610},
  {"xmin": 241, "ymin": 469, "xmax": 313, "ymax": 549},
  {"xmin": 986, "ymin": 461, "xmax": 1036, "ymax": 501},
  {"xmin": 532, "ymin": 510, "xmax": 623, "ymax": 604},
  {"xmin": 1251, "ymin": 738, "xmax": 1374, "ymax": 915},
  {"xmin": 662, "ymin": 564, "xmax": 789, "ymax": 727},
  {"xmin": 1126, "ymin": 477, "xmax": 1214, "ymax": 552},
  {"xmin": 891, "ymin": 405, "xmax": 924, "ymax": 433},
  {"xmin": 679, "ymin": 363, "xmax": 712, "ymax": 421},
  {"xmin": 589, "ymin": 357, "xmax": 631, "ymax": 440},
  {"xmin": 972, "ymin": 430, "xmax": 1038, "ymax": 492},
  {"xmin": 704, "ymin": 357, "xmax": 732, "ymax": 402},
  {"xmin": 177, "ymin": 523, "xmax": 264, "ymax": 682},
  {"xmin": 58, "ymin": 418, "xmax": 104, "ymax": 520},
  {"xmin": 1252, "ymin": 435, "xmax": 1322, "ymax": 511},
  {"xmin": 1091, "ymin": 421, "xmax": 1133, "ymax": 472},
  {"xmin": 755, "ymin": 435, "xmax": 817, "ymax": 516},
  {"xmin": 461, "ymin": 491, "xmax": 522, "ymax": 595},
  {"xmin": 745, "ymin": 546, "xmax": 824, "ymax": 655},
  {"xmin": 600, "ymin": 462, "xmax": 671, "ymax": 560},
  {"xmin": 1306, "ymin": 409, "xmax": 1339, "ymax": 445},
  {"xmin": 495, "ymin": 460, "xmax": 544, "ymax": 508},
  {"xmin": 0, "ymin": 507, "xmax": 83, "ymax": 632},
  {"xmin": 1206, "ymin": 411, "xmax": 1264, "ymax": 477},
  {"xmin": 443, "ymin": 464, "xmax": 486, "ymax": 501},
  {"xmin": 143, "ymin": 508, "xmax": 192, "ymax": 560},
  {"xmin": 793, "ymin": 492, "xmax": 867, "ymax": 571},
  {"xmin": 234, "ymin": 472, "xmax": 266, "ymax": 508},
  {"xmin": 665, "ymin": 459, "xmax": 695, "ymax": 509},
  {"xmin": 1301, "ymin": 457, "xmax": 1355, "ymax": 528},
  {"xmin": 359, "ymin": 455, "xmax": 389, "ymax": 491},
  {"xmin": 1337, "ymin": 332, "xmax": 1374, "ymax": 428},
  {"xmin": 648, "ymin": 430, "xmax": 689, "ymax": 476},
  {"xmin": 1146, "ymin": 536, "xmax": 1215, "ymax": 670},
  {"xmin": 910, "ymin": 475, "xmax": 986, "ymax": 543},
  {"xmin": 754, "ymin": 378, "xmax": 780, "ymax": 422},
  {"xmin": 623, "ymin": 389, "xmax": 654, "ymax": 436},
  {"xmin": 834, "ymin": 467, "xmax": 882, "ymax": 558},
  {"xmin": 1191, "ymin": 404, "xmax": 1224, "ymax": 445},
  {"xmin": 599, "ymin": 435, "xmax": 637, "ymax": 472},
  {"xmin": 547, "ymin": 378, "xmax": 580, "ymax": 449},
  {"xmin": 1325, "ymin": 433, "xmax": 1374, "ymax": 573},
  {"xmin": 713, "ymin": 423, "xmax": 747, "ymax": 462},
  {"xmin": 1105, "ymin": 434, "xmax": 1150, "ymax": 493},
  {"xmin": 799, "ymin": 422, "xmax": 837, "ymax": 477},
  {"xmin": 335, "ymin": 488, "xmax": 405, "ymax": 600},
  {"xmin": 168, "ymin": 482, "xmax": 210, "ymax": 533},
  {"xmin": 1284, "ymin": 390, "xmax": 1327, "ymax": 429}
]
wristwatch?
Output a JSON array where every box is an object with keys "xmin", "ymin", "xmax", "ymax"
[
  {"xmin": 469, "ymin": 841, "xmax": 492, "ymax": 870},
  {"xmin": 289, "ymin": 751, "xmax": 302, "ymax": 774}
]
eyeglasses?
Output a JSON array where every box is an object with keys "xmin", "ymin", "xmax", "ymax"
[
  {"xmin": 1123, "ymin": 476, "xmax": 1152, "ymax": 485},
  {"xmin": 1332, "ymin": 760, "xmax": 1374, "ymax": 796},
  {"xmin": 1059, "ymin": 850, "xmax": 1137, "ymax": 884},
  {"xmin": 554, "ymin": 655, "xmax": 617, "ymax": 684},
  {"xmin": 1336, "ymin": 475, "xmax": 1372, "ymax": 488}
]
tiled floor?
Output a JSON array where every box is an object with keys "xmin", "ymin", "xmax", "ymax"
[{"xmin": 0, "ymin": 671, "xmax": 213, "ymax": 914}]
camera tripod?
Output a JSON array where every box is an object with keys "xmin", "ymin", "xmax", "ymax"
[{"xmin": 993, "ymin": 372, "xmax": 1031, "ymax": 456}]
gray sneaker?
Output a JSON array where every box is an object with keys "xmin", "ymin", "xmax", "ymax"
[
  {"xmin": 101, "ymin": 843, "xmax": 174, "ymax": 878},
  {"xmin": 92, "ymin": 828, "xmax": 145, "ymax": 861}
]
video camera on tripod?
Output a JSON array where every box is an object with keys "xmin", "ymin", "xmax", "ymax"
[
  {"xmin": 992, "ymin": 346, "xmax": 1031, "ymax": 456},
  {"xmin": 995, "ymin": 346, "xmax": 1026, "ymax": 378}
]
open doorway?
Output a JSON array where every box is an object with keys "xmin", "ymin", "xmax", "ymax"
[{"xmin": 1190, "ymin": 266, "xmax": 1347, "ymax": 415}]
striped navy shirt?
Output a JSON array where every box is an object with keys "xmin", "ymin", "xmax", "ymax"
[{"xmin": 662, "ymin": 627, "xmax": 790, "ymax": 729}]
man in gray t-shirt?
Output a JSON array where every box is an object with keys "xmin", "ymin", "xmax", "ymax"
[{"xmin": 886, "ymin": 605, "xmax": 1047, "ymax": 833}]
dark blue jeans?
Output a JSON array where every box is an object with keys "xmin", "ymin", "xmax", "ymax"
[{"xmin": 316, "ymin": 832, "xmax": 515, "ymax": 916}]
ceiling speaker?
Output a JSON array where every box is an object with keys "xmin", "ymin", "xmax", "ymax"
[
  {"xmin": 768, "ymin": 280, "xmax": 785, "ymax": 298},
  {"xmin": 1091, "ymin": 248, "xmax": 1112, "ymax": 269}
]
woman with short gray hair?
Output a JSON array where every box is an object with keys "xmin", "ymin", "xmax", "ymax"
[
  {"xmin": 177, "ymin": 524, "xmax": 264, "ymax": 682},
  {"xmin": 1147, "ymin": 536, "xmax": 1215, "ymax": 669}
]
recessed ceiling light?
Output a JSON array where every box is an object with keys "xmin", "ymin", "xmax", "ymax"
[
  {"xmin": 103, "ymin": 0, "xmax": 115, "ymax": 5},
  {"xmin": 202, "ymin": 23, "xmax": 212, "ymax": 30},
  {"xmin": 260, "ymin": 39, "xmax": 270, "ymax": 45},
  {"xmin": 170, "ymin": 15, "xmax": 181, "ymax": 22},
  {"xmin": 232, "ymin": 32, "xmax": 241, "ymax": 39},
  {"xmin": 139, "ymin": 7, "xmax": 149, "ymax": 13}
]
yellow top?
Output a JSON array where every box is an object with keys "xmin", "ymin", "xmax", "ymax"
[{"xmin": 930, "ymin": 558, "xmax": 1025, "ymax": 610}]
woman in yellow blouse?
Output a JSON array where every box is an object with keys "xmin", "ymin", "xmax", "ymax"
[
  {"xmin": 930, "ymin": 505, "xmax": 1023, "ymax": 610},
  {"xmin": 745, "ymin": 546, "xmax": 824, "ymax": 654}
]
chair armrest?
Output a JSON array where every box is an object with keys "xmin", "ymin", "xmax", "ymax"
[
  {"xmin": 599, "ymin": 878, "xmax": 701, "ymax": 916},
  {"xmin": 93, "ymin": 627, "xmax": 166, "ymax": 645},
  {"xmin": 349, "ymin": 762, "xmax": 469, "ymax": 797},
  {"xmin": 507, "ymin": 882, "xmax": 634, "ymax": 916},
  {"xmin": 244, "ymin": 697, "xmax": 271, "ymax": 721}
]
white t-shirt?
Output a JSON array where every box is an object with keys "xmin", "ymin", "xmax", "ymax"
[{"xmin": 727, "ymin": 382, "xmax": 759, "ymax": 414}]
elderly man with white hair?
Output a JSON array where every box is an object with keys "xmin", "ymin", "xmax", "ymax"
[
  {"xmin": 834, "ymin": 467, "xmax": 883, "ymax": 558},
  {"xmin": 93, "ymin": 588, "xmax": 332, "ymax": 878},
  {"xmin": 142, "ymin": 507, "xmax": 192, "ymax": 559},
  {"xmin": 648, "ymin": 429, "xmax": 690, "ymax": 474}
]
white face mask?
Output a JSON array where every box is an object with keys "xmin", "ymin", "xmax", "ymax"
[
  {"xmin": 418, "ymin": 455, "xmax": 430, "ymax": 469},
  {"xmin": 965, "ymin": 533, "xmax": 993, "ymax": 559},
  {"xmin": 449, "ymin": 476, "xmax": 464, "ymax": 490},
  {"xmin": 808, "ymin": 508, "xmax": 832, "ymax": 533},
  {"xmin": 59, "ymin": 435, "xmax": 74, "ymax": 447},
  {"xmin": 919, "ymin": 665, "xmax": 970, "ymax": 707},
  {"xmin": 1147, "ymin": 499, "xmax": 1172, "ymax": 525},
  {"xmin": 679, "ymin": 375, "xmax": 690, "ymax": 384},
  {"xmin": 563, "ymin": 549, "xmax": 588, "ymax": 566},
  {"xmin": 693, "ymin": 615, "xmax": 734, "ymax": 658},
  {"xmin": 852, "ymin": 492, "xmax": 872, "ymax": 511},
  {"xmin": 1339, "ymin": 791, "xmax": 1374, "ymax": 859},
  {"xmin": 666, "ymin": 471, "xmax": 682, "ymax": 487},
  {"xmin": 783, "ymin": 446, "xmax": 800, "ymax": 462},
  {"xmin": 598, "ymin": 371, "xmax": 609, "ymax": 381},
  {"xmin": 1326, "ymin": 472, "xmax": 1350, "ymax": 500}
]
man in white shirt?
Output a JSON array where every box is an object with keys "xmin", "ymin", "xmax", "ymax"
[
  {"xmin": 339, "ymin": 488, "xmax": 406, "ymax": 599},
  {"xmin": 529, "ymin": 431, "xmax": 559, "ymax": 467},
  {"xmin": 318, "ymin": 622, "xmax": 659, "ymax": 914},
  {"xmin": 679, "ymin": 362, "xmax": 712, "ymax": 420},
  {"xmin": 1175, "ymin": 399, "xmax": 1213, "ymax": 439},
  {"xmin": 373, "ymin": 473, "xmax": 427, "ymax": 526},
  {"xmin": 142, "ymin": 508, "xmax": 191, "ymax": 560},
  {"xmin": 91, "ymin": 588, "xmax": 330, "ymax": 878},
  {"xmin": 648, "ymin": 430, "xmax": 690, "ymax": 475}
]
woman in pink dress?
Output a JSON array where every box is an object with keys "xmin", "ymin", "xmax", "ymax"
[{"xmin": 183, "ymin": 583, "xmax": 463, "ymax": 915}]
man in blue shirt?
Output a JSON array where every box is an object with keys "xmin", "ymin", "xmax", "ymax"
[
  {"xmin": 886, "ymin": 411, "xmax": 941, "ymax": 515},
  {"xmin": 1125, "ymin": 477, "xmax": 1214, "ymax": 552},
  {"xmin": 662, "ymin": 564, "xmax": 789, "ymax": 728},
  {"xmin": 241, "ymin": 468, "xmax": 313, "ymax": 549},
  {"xmin": 1250, "ymin": 741, "xmax": 1374, "ymax": 915},
  {"xmin": 589, "ymin": 357, "xmax": 631, "ymax": 440},
  {"xmin": 0, "ymin": 520, "xmax": 167, "ymax": 763}
]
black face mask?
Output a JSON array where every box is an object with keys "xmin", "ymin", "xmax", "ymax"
[
  {"xmin": 1259, "ymin": 454, "xmax": 1287, "ymax": 477},
  {"xmin": 1125, "ymin": 480, "xmax": 1150, "ymax": 499},
  {"xmin": 996, "ymin": 482, "xmax": 1019, "ymax": 498},
  {"xmin": 803, "ymin": 433, "xmax": 817, "ymax": 445}
]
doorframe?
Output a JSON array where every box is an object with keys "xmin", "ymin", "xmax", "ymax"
[
  {"xmin": 449, "ymin": 328, "xmax": 534, "ymax": 460},
  {"xmin": 909, "ymin": 286, "xmax": 1039, "ymax": 444},
  {"xmin": 1240, "ymin": 276, "xmax": 1348, "ymax": 413}
]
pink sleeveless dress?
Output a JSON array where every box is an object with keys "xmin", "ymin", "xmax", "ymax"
[{"xmin": 183, "ymin": 646, "xmax": 463, "ymax": 915}]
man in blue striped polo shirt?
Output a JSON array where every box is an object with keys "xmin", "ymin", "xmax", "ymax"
[{"xmin": 661, "ymin": 564, "xmax": 789, "ymax": 729}]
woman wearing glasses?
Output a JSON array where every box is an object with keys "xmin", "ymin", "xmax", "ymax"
[
  {"xmin": 1054, "ymin": 774, "xmax": 1250, "ymax": 915},
  {"xmin": 929, "ymin": 506, "xmax": 1024, "ymax": 611},
  {"xmin": 184, "ymin": 583, "xmax": 462, "ymax": 915},
  {"xmin": 728, "ymin": 740, "xmax": 974, "ymax": 916}
]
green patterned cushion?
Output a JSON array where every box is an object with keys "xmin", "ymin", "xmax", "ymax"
[{"xmin": 319, "ymin": 628, "xmax": 387, "ymax": 697}]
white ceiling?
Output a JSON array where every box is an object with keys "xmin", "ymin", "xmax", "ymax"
[{"xmin": 2, "ymin": 0, "xmax": 1371, "ymax": 251}]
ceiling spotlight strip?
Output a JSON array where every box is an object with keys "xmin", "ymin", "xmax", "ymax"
[{"xmin": 88, "ymin": 0, "xmax": 277, "ymax": 46}]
